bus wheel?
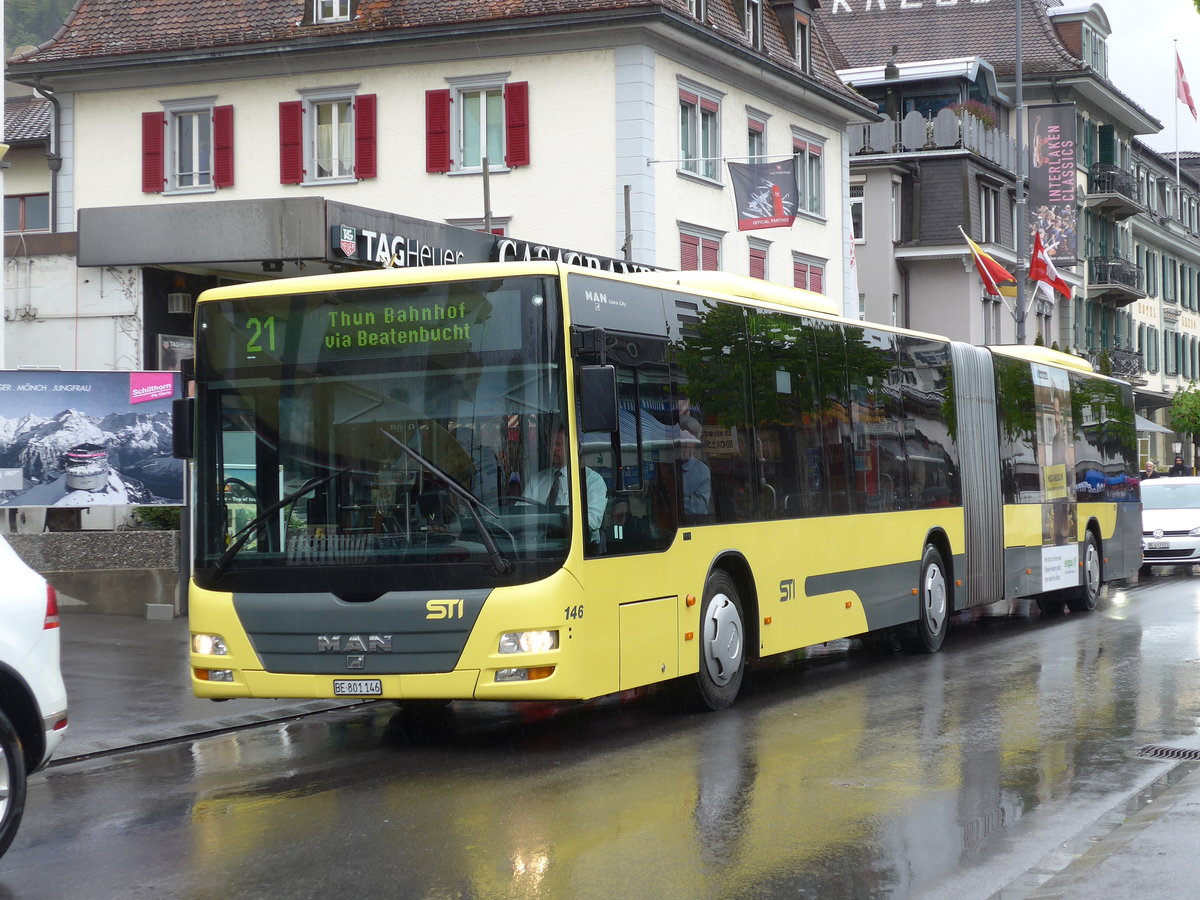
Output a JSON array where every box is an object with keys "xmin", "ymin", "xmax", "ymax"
[
  {"xmin": 905, "ymin": 545, "xmax": 948, "ymax": 653},
  {"xmin": 1067, "ymin": 532, "xmax": 1102, "ymax": 612},
  {"xmin": 694, "ymin": 570, "xmax": 745, "ymax": 710}
]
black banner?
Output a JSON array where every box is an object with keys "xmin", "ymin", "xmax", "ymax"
[{"xmin": 728, "ymin": 161, "xmax": 799, "ymax": 231}]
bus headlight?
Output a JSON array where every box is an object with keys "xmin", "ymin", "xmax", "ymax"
[
  {"xmin": 498, "ymin": 630, "xmax": 559, "ymax": 654},
  {"xmin": 192, "ymin": 633, "xmax": 229, "ymax": 656}
]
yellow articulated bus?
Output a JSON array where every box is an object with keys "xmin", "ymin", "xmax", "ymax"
[{"xmin": 177, "ymin": 261, "xmax": 1140, "ymax": 710}]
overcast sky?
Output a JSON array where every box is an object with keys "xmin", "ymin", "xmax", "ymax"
[{"xmin": 1102, "ymin": 0, "xmax": 1200, "ymax": 155}]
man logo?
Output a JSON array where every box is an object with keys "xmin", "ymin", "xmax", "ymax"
[
  {"xmin": 316, "ymin": 635, "xmax": 393, "ymax": 652},
  {"xmin": 426, "ymin": 598, "xmax": 464, "ymax": 620}
]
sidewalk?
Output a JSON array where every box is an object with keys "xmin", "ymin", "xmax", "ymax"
[{"xmin": 55, "ymin": 613, "xmax": 355, "ymax": 760}]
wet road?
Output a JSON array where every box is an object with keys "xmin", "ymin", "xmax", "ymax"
[{"xmin": 5, "ymin": 573, "xmax": 1200, "ymax": 899}]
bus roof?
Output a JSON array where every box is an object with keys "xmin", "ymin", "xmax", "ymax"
[
  {"xmin": 629, "ymin": 270, "xmax": 842, "ymax": 317},
  {"xmin": 989, "ymin": 344, "xmax": 1098, "ymax": 375},
  {"xmin": 194, "ymin": 261, "xmax": 566, "ymax": 304}
]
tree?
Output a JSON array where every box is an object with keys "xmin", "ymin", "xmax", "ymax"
[
  {"xmin": 5, "ymin": 0, "xmax": 75, "ymax": 56},
  {"xmin": 1169, "ymin": 382, "xmax": 1200, "ymax": 462}
]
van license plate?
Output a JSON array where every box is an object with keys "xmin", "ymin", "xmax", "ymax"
[{"xmin": 334, "ymin": 679, "xmax": 382, "ymax": 696}]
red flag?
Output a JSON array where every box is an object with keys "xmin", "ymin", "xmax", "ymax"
[
  {"xmin": 1178, "ymin": 51, "xmax": 1197, "ymax": 120},
  {"xmin": 959, "ymin": 226, "xmax": 1016, "ymax": 298},
  {"xmin": 1029, "ymin": 230, "xmax": 1072, "ymax": 301}
]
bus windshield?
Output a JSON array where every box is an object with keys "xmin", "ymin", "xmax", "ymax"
[{"xmin": 192, "ymin": 274, "xmax": 568, "ymax": 592}]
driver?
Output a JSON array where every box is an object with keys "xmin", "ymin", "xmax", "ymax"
[{"xmin": 524, "ymin": 426, "xmax": 608, "ymax": 542}]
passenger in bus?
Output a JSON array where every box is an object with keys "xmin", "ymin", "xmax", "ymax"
[
  {"xmin": 680, "ymin": 421, "xmax": 712, "ymax": 517},
  {"xmin": 525, "ymin": 426, "xmax": 608, "ymax": 541}
]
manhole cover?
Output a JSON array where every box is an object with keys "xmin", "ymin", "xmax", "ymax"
[{"xmin": 1135, "ymin": 744, "xmax": 1200, "ymax": 761}]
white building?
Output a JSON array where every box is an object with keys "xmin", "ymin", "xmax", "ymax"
[{"xmin": 5, "ymin": 0, "xmax": 876, "ymax": 377}]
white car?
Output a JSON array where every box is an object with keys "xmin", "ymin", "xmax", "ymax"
[
  {"xmin": 1140, "ymin": 476, "xmax": 1200, "ymax": 574},
  {"xmin": 0, "ymin": 535, "xmax": 68, "ymax": 859}
]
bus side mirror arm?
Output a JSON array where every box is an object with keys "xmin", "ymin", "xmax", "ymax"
[
  {"xmin": 579, "ymin": 365, "xmax": 618, "ymax": 434},
  {"xmin": 172, "ymin": 398, "xmax": 194, "ymax": 460}
]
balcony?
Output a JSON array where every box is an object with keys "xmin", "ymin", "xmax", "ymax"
[
  {"xmin": 1087, "ymin": 256, "xmax": 1146, "ymax": 306},
  {"xmin": 1082, "ymin": 347, "xmax": 1145, "ymax": 383},
  {"xmin": 848, "ymin": 109, "xmax": 1018, "ymax": 171},
  {"xmin": 1085, "ymin": 164, "xmax": 1145, "ymax": 220}
]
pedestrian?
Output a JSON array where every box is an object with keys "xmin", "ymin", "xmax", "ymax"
[
  {"xmin": 1169, "ymin": 454, "xmax": 1192, "ymax": 477},
  {"xmin": 1141, "ymin": 459, "xmax": 1159, "ymax": 480}
]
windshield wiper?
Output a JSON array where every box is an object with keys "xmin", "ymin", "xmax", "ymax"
[
  {"xmin": 213, "ymin": 467, "xmax": 347, "ymax": 576},
  {"xmin": 378, "ymin": 429, "xmax": 514, "ymax": 575}
]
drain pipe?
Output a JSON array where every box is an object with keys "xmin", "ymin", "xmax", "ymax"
[{"xmin": 34, "ymin": 81, "xmax": 62, "ymax": 234}]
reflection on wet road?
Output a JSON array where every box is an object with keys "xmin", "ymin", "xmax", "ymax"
[{"xmin": 6, "ymin": 574, "xmax": 1200, "ymax": 899}]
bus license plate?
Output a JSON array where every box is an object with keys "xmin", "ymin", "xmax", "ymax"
[
  {"xmin": 1145, "ymin": 541, "xmax": 1170, "ymax": 550},
  {"xmin": 334, "ymin": 679, "xmax": 382, "ymax": 696}
]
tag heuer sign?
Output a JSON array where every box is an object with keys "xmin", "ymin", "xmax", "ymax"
[{"xmin": 333, "ymin": 225, "xmax": 359, "ymax": 259}]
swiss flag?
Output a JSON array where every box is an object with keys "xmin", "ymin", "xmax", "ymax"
[
  {"xmin": 1178, "ymin": 51, "xmax": 1197, "ymax": 120},
  {"xmin": 1030, "ymin": 230, "xmax": 1072, "ymax": 301}
]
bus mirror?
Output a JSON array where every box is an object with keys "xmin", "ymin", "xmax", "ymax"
[
  {"xmin": 172, "ymin": 398, "xmax": 194, "ymax": 460},
  {"xmin": 580, "ymin": 366, "xmax": 618, "ymax": 433}
]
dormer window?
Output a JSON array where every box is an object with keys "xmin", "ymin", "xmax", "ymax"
[
  {"xmin": 795, "ymin": 14, "xmax": 811, "ymax": 72},
  {"xmin": 311, "ymin": 0, "xmax": 352, "ymax": 24},
  {"xmin": 745, "ymin": 0, "xmax": 763, "ymax": 49},
  {"xmin": 1081, "ymin": 24, "xmax": 1107, "ymax": 77},
  {"xmin": 687, "ymin": 0, "xmax": 706, "ymax": 22}
]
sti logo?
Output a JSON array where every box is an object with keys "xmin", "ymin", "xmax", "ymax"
[{"xmin": 426, "ymin": 599, "xmax": 464, "ymax": 620}]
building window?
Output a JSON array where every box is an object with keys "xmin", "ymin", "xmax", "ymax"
[
  {"xmin": 793, "ymin": 135, "xmax": 823, "ymax": 216},
  {"xmin": 979, "ymin": 182, "xmax": 1000, "ymax": 243},
  {"xmin": 892, "ymin": 181, "xmax": 902, "ymax": 240},
  {"xmin": 793, "ymin": 254, "xmax": 825, "ymax": 293},
  {"xmin": 445, "ymin": 216, "xmax": 511, "ymax": 236},
  {"xmin": 3, "ymin": 194, "xmax": 50, "ymax": 232},
  {"xmin": 1081, "ymin": 25, "xmax": 1107, "ymax": 77},
  {"xmin": 316, "ymin": 0, "xmax": 351, "ymax": 22},
  {"xmin": 426, "ymin": 81, "xmax": 529, "ymax": 173},
  {"xmin": 850, "ymin": 184, "xmax": 864, "ymax": 241},
  {"xmin": 680, "ymin": 88, "xmax": 720, "ymax": 181},
  {"xmin": 680, "ymin": 227, "xmax": 722, "ymax": 271},
  {"xmin": 748, "ymin": 240, "xmax": 769, "ymax": 280},
  {"xmin": 279, "ymin": 89, "xmax": 377, "ymax": 184},
  {"xmin": 143, "ymin": 102, "xmax": 233, "ymax": 194},
  {"xmin": 748, "ymin": 117, "xmax": 766, "ymax": 164},
  {"xmin": 687, "ymin": 0, "xmax": 706, "ymax": 21},
  {"xmin": 745, "ymin": 0, "xmax": 763, "ymax": 48},
  {"xmin": 795, "ymin": 15, "xmax": 811, "ymax": 72}
]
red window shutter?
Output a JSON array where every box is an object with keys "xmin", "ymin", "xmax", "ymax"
[
  {"xmin": 279, "ymin": 101, "xmax": 304, "ymax": 184},
  {"xmin": 680, "ymin": 233, "xmax": 700, "ymax": 271},
  {"xmin": 810, "ymin": 264, "xmax": 824, "ymax": 293},
  {"xmin": 749, "ymin": 248, "xmax": 766, "ymax": 280},
  {"xmin": 504, "ymin": 81, "xmax": 530, "ymax": 168},
  {"xmin": 794, "ymin": 261, "xmax": 809, "ymax": 289},
  {"xmin": 748, "ymin": 118, "xmax": 764, "ymax": 134},
  {"xmin": 354, "ymin": 93, "xmax": 377, "ymax": 179},
  {"xmin": 808, "ymin": 142, "xmax": 822, "ymax": 157},
  {"xmin": 425, "ymin": 89, "xmax": 452, "ymax": 173},
  {"xmin": 700, "ymin": 98, "xmax": 719, "ymax": 114},
  {"xmin": 213, "ymin": 105, "xmax": 234, "ymax": 188},
  {"xmin": 141, "ymin": 112, "xmax": 165, "ymax": 193},
  {"xmin": 679, "ymin": 89, "xmax": 699, "ymax": 106},
  {"xmin": 701, "ymin": 238, "xmax": 719, "ymax": 271}
]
